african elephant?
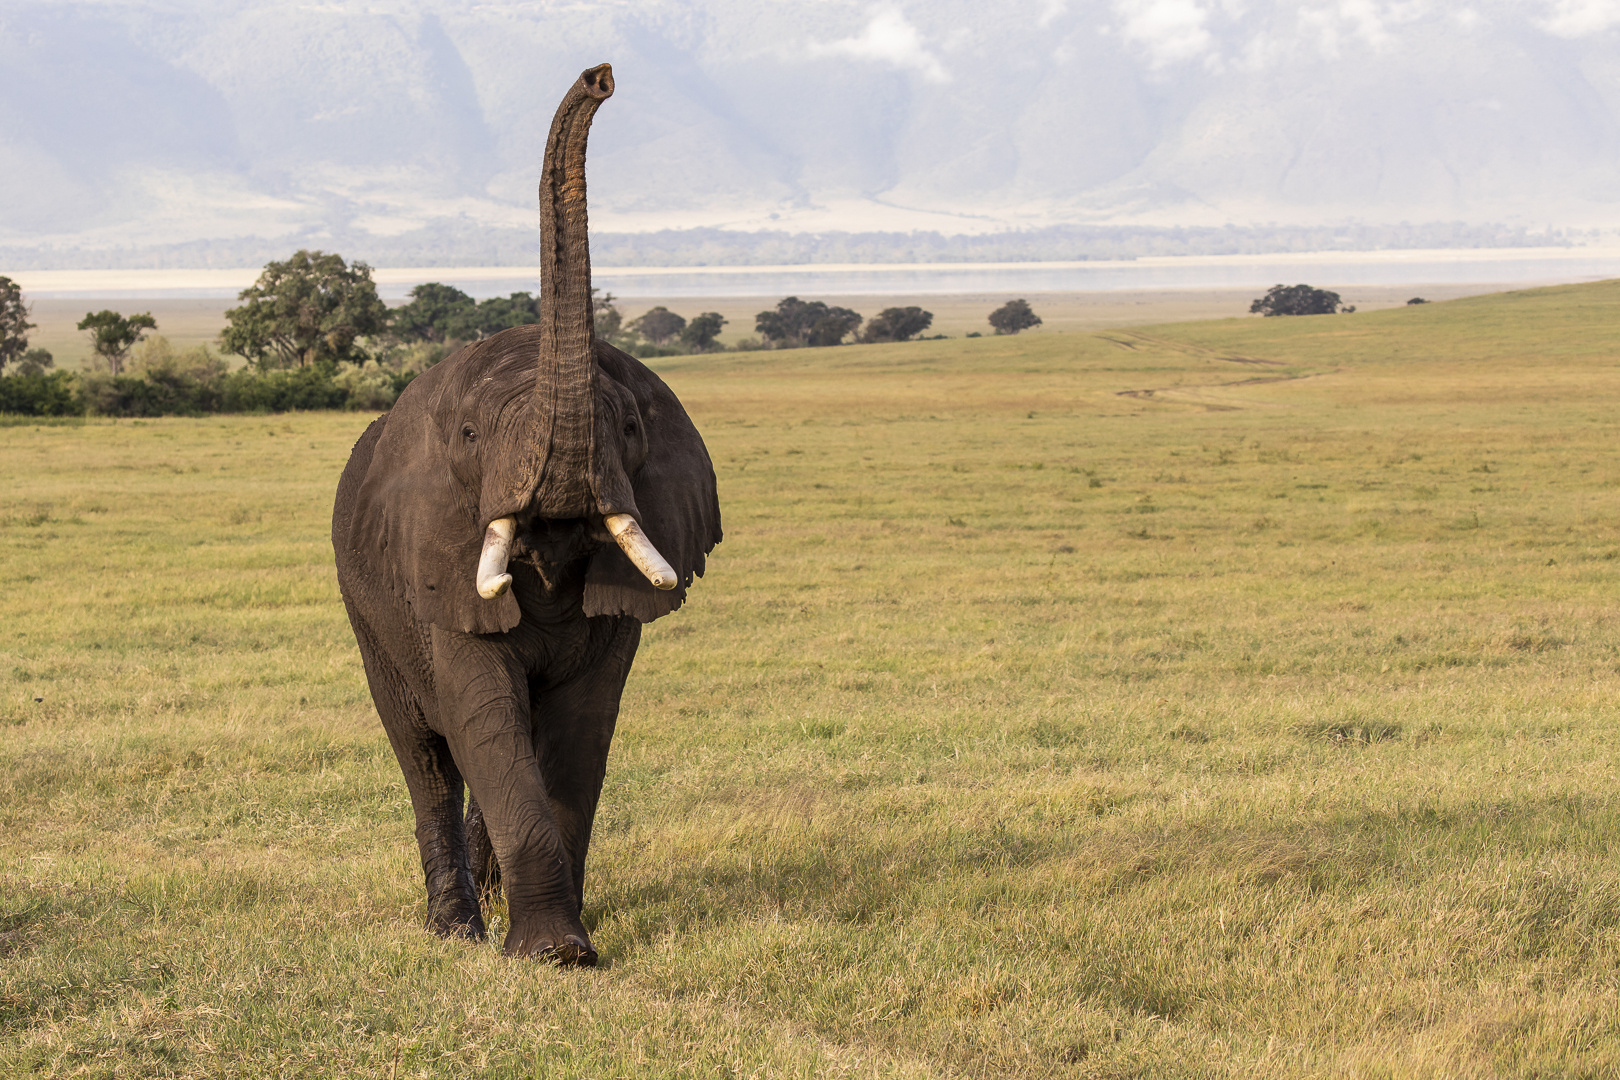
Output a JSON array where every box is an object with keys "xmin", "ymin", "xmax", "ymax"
[{"xmin": 331, "ymin": 64, "xmax": 721, "ymax": 965}]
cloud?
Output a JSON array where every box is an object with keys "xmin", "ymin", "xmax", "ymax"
[
  {"xmin": 1112, "ymin": 0, "xmax": 1215, "ymax": 68},
  {"xmin": 808, "ymin": 8, "xmax": 951, "ymax": 82},
  {"xmin": 1540, "ymin": 0, "xmax": 1620, "ymax": 36}
]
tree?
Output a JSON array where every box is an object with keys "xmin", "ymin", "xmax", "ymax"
[
  {"xmin": 1249, "ymin": 284, "xmax": 1344, "ymax": 317},
  {"xmin": 1406, "ymin": 297, "xmax": 1429, "ymax": 305},
  {"xmin": 460, "ymin": 292, "xmax": 542, "ymax": 340},
  {"xmin": 78, "ymin": 310, "xmax": 157, "ymax": 375},
  {"xmin": 14, "ymin": 348, "xmax": 53, "ymax": 376},
  {"xmin": 593, "ymin": 289, "xmax": 623, "ymax": 343},
  {"xmin": 755, "ymin": 297, "xmax": 863, "ymax": 347},
  {"xmin": 680, "ymin": 312, "xmax": 727, "ymax": 352},
  {"xmin": 988, "ymin": 299, "xmax": 1042, "ymax": 335},
  {"xmin": 862, "ymin": 306, "xmax": 933, "ymax": 343},
  {"xmin": 221, "ymin": 250, "xmax": 389, "ymax": 369},
  {"xmin": 392, "ymin": 282, "xmax": 476, "ymax": 343},
  {"xmin": 0, "ymin": 275, "xmax": 35, "ymax": 374},
  {"xmin": 807, "ymin": 308, "xmax": 862, "ymax": 346},
  {"xmin": 630, "ymin": 306, "xmax": 687, "ymax": 345}
]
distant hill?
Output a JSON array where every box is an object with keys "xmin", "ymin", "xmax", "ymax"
[{"xmin": 3, "ymin": 0, "xmax": 1620, "ymax": 266}]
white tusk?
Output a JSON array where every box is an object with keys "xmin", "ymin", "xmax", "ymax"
[
  {"xmin": 604, "ymin": 513, "xmax": 678, "ymax": 590},
  {"xmin": 476, "ymin": 517, "xmax": 516, "ymax": 599}
]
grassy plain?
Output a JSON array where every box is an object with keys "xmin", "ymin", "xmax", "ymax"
[
  {"xmin": 24, "ymin": 282, "xmax": 1507, "ymax": 368},
  {"xmin": 4, "ymin": 281, "xmax": 1620, "ymax": 1076}
]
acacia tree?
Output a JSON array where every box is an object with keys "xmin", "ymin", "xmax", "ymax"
[
  {"xmin": 0, "ymin": 276, "xmax": 35, "ymax": 374},
  {"xmin": 630, "ymin": 306, "xmax": 686, "ymax": 345},
  {"xmin": 863, "ymin": 306, "xmax": 933, "ymax": 342},
  {"xmin": 221, "ymin": 250, "xmax": 389, "ymax": 369},
  {"xmin": 988, "ymin": 299, "xmax": 1041, "ymax": 335},
  {"xmin": 1249, "ymin": 284, "xmax": 1344, "ymax": 316},
  {"xmin": 756, "ymin": 297, "xmax": 862, "ymax": 347},
  {"xmin": 391, "ymin": 282, "xmax": 476, "ymax": 343},
  {"xmin": 680, "ymin": 312, "xmax": 727, "ymax": 352},
  {"xmin": 77, "ymin": 310, "xmax": 157, "ymax": 375},
  {"xmin": 467, "ymin": 292, "xmax": 543, "ymax": 339}
]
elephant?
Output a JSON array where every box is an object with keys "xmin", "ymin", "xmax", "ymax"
[{"xmin": 330, "ymin": 63, "xmax": 721, "ymax": 965}]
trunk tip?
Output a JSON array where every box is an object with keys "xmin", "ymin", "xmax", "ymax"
[{"xmin": 580, "ymin": 63, "xmax": 614, "ymax": 100}]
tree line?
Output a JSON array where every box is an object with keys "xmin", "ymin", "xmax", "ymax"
[{"xmin": 0, "ymin": 253, "xmax": 1047, "ymax": 417}]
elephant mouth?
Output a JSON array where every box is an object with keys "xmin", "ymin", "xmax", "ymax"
[{"xmin": 476, "ymin": 513, "xmax": 676, "ymax": 599}]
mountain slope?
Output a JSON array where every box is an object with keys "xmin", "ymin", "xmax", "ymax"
[{"xmin": 2, "ymin": 0, "xmax": 1619, "ymax": 260}]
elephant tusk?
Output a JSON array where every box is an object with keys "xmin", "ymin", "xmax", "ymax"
[
  {"xmin": 604, "ymin": 514, "xmax": 678, "ymax": 590},
  {"xmin": 476, "ymin": 517, "xmax": 516, "ymax": 599}
]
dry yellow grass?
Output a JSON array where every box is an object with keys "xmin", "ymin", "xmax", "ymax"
[{"xmin": 4, "ymin": 281, "xmax": 1620, "ymax": 1076}]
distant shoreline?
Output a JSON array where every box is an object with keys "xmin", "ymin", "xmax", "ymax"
[{"xmin": 9, "ymin": 247, "xmax": 1620, "ymax": 300}]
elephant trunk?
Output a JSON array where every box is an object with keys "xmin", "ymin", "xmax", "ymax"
[
  {"xmin": 477, "ymin": 64, "xmax": 681, "ymax": 599},
  {"xmin": 529, "ymin": 62, "xmax": 614, "ymax": 519}
]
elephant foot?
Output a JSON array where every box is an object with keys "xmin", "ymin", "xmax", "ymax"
[
  {"xmin": 429, "ymin": 916, "xmax": 488, "ymax": 942},
  {"xmin": 504, "ymin": 920, "xmax": 597, "ymax": 966},
  {"xmin": 426, "ymin": 901, "xmax": 487, "ymax": 942}
]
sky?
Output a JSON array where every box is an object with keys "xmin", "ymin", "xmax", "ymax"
[{"xmin": 3, "ymin": 0, "xmax": 1620, "ymax": 260}]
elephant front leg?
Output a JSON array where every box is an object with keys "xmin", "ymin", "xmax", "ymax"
[
  {"xmin": 432, "ymin": 628, "xmax": 596, "ymax": 965},
  {"xmin": 355, "ymin": 614, "xmax": 484, "ymax": 941},
  {"xmin": 532, "ymin": 615, "xmax": 641, "ymax": 913},
  {"xmin": 390, "ymin": 732, "xmax": 485, "ymax": 940}
]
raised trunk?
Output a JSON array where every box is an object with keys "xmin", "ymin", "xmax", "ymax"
[{"xmin": 529, "ymin": 63, "xmax": 614, "ymax": 519}]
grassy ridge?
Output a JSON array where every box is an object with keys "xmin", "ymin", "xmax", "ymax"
[{"xmin": 4, "ymin": 284, "xmax": 1620, "ymax": 1077}]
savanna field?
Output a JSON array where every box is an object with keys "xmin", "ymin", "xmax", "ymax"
[{"xmin": 5, "ymin": 282, "xmax": 1620, "ymax": 1077}]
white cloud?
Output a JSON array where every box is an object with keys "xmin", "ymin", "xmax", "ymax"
[
  {"xmin": 808, "ymin": 9, "xmax": 950, "ymax": 83},
  {"xmin": 1336, "ymin": 0, "xmax": 1394, "ymax": 46},
  {"xmin": 1541, "ymin": 0, "xmax": 1620, "ymax": 36},
  {"xmin": 1112, "ymin": 0, "xmax": 1215, "ymax": 68}
]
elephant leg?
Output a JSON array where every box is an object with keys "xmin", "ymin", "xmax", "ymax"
[
  {"xmin": 531, "ymin": 615, "xmax": 641, "ymax": 913},
  {"xmin": 349, "ymin": 609, "xmax": 484, "ymax": 939},
  {"xmin": 430, "ymin": 627, "xmax": 594, "ymax": 964},
  {"xmin": 464, "ymin": 795, "xmax": 501, "ymax": 902}
]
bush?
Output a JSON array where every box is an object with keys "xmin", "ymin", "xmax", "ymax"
[
  {"xmin": 624, "ymin": 342, "xmax": 687, "ymax": 360},
  {"xmin": 79, "ymin": 372, "xmax": 220, "ymax": 417},
  {"xmin": 220, "ymin": 366, "xmax": 350, "ymax": 413},
  {"xmin": 387, "ymin": 341, "xmax": 454, "ymax": 373},
  {"xmin": 332, "ymin": 361, "xmax": 402, "ymax": 411},
  {"xmin": 0, "ymin": 334, "xmax": 411, "ymax": 418},
  {"xmin": 0, "ymin": 371, "xmax": 78, "ymax": 416}
]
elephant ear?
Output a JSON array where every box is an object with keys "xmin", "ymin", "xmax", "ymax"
[
  {"xmin": 585, "ymin": 342, "xmax": 722, "ymax": 622},
  {"xmin": 349, "ymin": 397, "xmax": 522, "ymax": 635}
]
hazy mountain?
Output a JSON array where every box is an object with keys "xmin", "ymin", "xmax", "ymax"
[{"xmin": 3, "ymin": 0, "xmax": 1619, "ymax": 266}]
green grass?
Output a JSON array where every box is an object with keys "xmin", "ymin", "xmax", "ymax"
[{"xmin": 6, "ymin": 282, "xmax": 1620, "ymax": 1077}]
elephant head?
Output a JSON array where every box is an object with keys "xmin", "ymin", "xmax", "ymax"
[{"xmin": 349, "ymin": 63, "xmax": 721, "ymax": 634}]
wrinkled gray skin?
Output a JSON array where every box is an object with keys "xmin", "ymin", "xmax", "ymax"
[{"xmin": 331, "ymin": 64, "xmax": 721, "ymax": 965}]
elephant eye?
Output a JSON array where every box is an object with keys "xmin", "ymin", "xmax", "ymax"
[
  {"xmin": 462, "ymin": 424, "xmax": 478, "ymax": 443},
  {"xmin": 623, "ymin": 421, "xmax": 637, "ymax": 438}
]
